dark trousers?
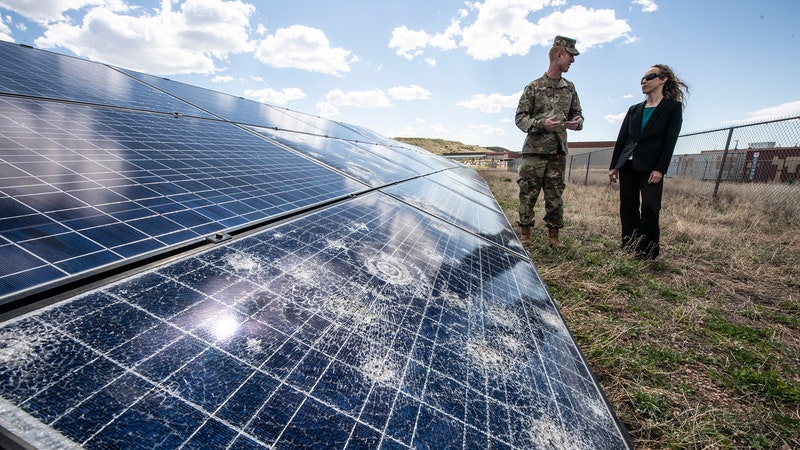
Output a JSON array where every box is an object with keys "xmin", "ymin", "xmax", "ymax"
[{"xmin": 618, "ymin": 161, "xmax": 663, "ymax": 258}]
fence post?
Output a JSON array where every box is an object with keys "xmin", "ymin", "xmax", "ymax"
[
  {"xmin": 713, "ymin": 127, "xmax": 735, "ymax": 199},
  {"xmin": 584, "ymin": 152, "xmax": 592, "ymax": 186}
]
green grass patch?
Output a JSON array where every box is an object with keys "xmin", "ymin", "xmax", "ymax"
[{"xmin": 632, "ymin": 390, "xmax": 671, "ymax": 421}]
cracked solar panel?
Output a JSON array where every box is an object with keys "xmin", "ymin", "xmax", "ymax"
[
  {"xmin": 0, "ymin": 190, "xmax": 630, "ymax": 449},
  {"xmin": 0, "ymin": 41, "xmax": 630, "ymax": 449}
]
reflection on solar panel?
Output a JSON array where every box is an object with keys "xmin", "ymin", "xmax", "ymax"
[{"xmin": 0, "ymin": 42, "xmax": 631, "ymax": 449}]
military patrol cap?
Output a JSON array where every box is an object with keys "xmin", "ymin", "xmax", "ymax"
[{"xmin": 553, "ymin": 35, "xmax": 579, "ymax": 55}]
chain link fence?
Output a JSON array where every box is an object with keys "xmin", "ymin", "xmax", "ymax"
[{"xmin": 561, "ymin": 116, "xmax": 800, "ymax": 219}]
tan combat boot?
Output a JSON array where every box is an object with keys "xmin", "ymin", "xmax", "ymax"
[{"xmin": 548, "ymin": 227, "xmax": 563, "ymax": 248}]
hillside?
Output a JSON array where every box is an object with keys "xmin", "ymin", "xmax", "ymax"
[{"xmin": 393, "ymin": 137, "xmax": 509, "ymax": 155}]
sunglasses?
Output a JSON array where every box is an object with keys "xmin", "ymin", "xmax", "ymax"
[{"xmin": 641, "ymin": 73, "xmax": 663, "ymax": 83}]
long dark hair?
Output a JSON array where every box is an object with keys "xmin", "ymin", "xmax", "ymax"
[{"xmin": 653, "ymin": 64, "xmax": 689, "ymax": 107}]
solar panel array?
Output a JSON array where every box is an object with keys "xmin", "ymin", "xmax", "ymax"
[{"xmin": 0, "ymin": 41, "xmax": 631, "ymax": 449}]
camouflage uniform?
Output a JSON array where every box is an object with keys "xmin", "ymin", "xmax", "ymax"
[{"xmin": 515, "ymin": 73, "xmax": 582, "ymax": 230}]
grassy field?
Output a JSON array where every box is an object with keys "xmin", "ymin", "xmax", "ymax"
[{"xmin": 476, "ymin": 168, "xmax": 800, "ymax": 449}]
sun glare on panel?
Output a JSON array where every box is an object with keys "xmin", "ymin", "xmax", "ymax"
[{"xmin": 210, "ymin": 314, "xmax": 240, "ymax": 341}]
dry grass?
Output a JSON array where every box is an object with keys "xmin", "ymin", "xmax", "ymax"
[{"xmin": 477, "ymin": 168, "xmax": 800, "ymax": 450}]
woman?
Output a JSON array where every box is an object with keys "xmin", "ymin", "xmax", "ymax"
[{"xmin": 608, "ymin": 64, "xmax": 689, "ymax": 259}]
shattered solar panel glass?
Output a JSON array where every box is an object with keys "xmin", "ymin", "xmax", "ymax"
[
  {"xmin": 0, "ymin": 96, "xmax": 367, "ymax": 301},
  {"xmin": 0, "ymin": 191, "xmax": 631, "ymax": 449},
  {"xmin": 0, "ymin": 41, "xmax": 215, "ymax": 119}
]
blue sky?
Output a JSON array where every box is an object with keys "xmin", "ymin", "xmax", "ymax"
[{"xmin": 0, "ymin": 0, "xmax": 798, "ymax": 151}]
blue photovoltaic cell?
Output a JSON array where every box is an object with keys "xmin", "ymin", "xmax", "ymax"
[
  {"xmin": 0, "ymin": 191, "xmax": 631, "ymax": 449},
  {"xmin": 0, "ymin": 95, "xmax": 367, "ymax": 301},
  {"xmin": 0, "ymin": 41, "xmax": 215, "ymax": 119}
]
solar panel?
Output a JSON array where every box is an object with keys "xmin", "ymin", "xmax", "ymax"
[
  {"xmin": 0, "ymin": 95, "xmax": 367, "ymax": 302},
  {"xmin": 120, "ymin": 68, "xmax": 381, "ymax": 143},
  {"xmin": 0, "ymin": 41, "xmax": 215, "ymax": 119},
  {"xmin": 0, "ymin": 42, "xmax": 631, "ymax": 449}
]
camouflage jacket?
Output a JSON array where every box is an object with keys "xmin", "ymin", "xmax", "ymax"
[{"xmin": 515, "ymin": 73, "xmax": 583, "ymax": 155}]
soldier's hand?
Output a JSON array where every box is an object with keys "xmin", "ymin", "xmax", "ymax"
[
  {"xmin": 565, "ymin": 117, "xmax": 582, "ymax": 130},
  {"xmin": 609, "ymin": 169, "xmax": 618, "ymax": 183},
  {"xmin": 543, "ymin": 116, "xmax": 562, "ymax": 132}
]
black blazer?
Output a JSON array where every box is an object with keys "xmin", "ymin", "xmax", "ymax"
[{"xmin": 609, "ymin": 98, "xmax": 683, "ymax": 174}]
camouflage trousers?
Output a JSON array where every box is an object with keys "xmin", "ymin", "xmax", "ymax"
[{"xmin": 517, "ymin": 153, "xmax": 566, "ymax": 229}]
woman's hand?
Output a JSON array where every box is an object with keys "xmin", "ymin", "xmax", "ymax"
[
  {"xmin": 609, "ymin": 169, "xmax": 618, "ymax": 183},
  {"xmin": 648, "ymin": 170, "xmax": 663, "ymax": 184}
]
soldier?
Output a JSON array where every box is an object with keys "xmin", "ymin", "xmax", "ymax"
[{"xmin": 515, "ymin": 35, "xmax": 583, "ymax": 248}]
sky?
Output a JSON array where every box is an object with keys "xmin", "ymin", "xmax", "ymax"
[{"xmin": 0, "ymin": 0, "xmax": 798, "ymax": 151}]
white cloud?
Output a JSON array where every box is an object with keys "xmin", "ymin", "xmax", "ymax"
[
  {"xmin": 318, "ymin": 88, "xmax": 391, "ymax": 118},
  {"xmin": 391, "ymin": 0, "xmax": 632, "ymax": 61},
  {"xmin": 741, "ymin": 100, "xmax": 800, "ymax": 123},
  {"xmin": 212, "ymin": 75, "xmax": 234, "ymax": 83},
  {"xmin": 388, "ymin": 85, "xmax": 431, "ymax": 101},
  {"xmin": 324, "ymin": 89, "xmax": 391, "ymax": 107},
  {"xmin": 456, "ymin": 91, "xmax": 520, "ymax": 114},
  {"xmin": 255, "ymin": 25, "xmax": 352, "ymax": 76},
  {"xmin": 244, "ymin": 87, "xmax": 305, "ymax": 105},
  {"xmin": 32, "ymin": 0, "xmax": 255, "ymax": 75},
  {"xmin": 605, "ymin": 112, "xmax": 627, "ymax": 125},
  {"xmin": 460, "ymin": 0, "xmax": 548, "ymax": 60},
  {"xmin": 531, "ymin": 5, "xmax": 632, "ymax": 51},
  {"xmin": 174, "ymin": 0, "xmax": 255, "ymax": 58},
  {"xmin": 0, "ymin": 15, "xmax": 14, "ymax": 41},
  {"xmin": 632, "ymin": 0, "xmax": 658, "ymax": 13},
  {"xmin": 388, "ymin": 19, "xmax": 459, "ymax": 59},
  {"xmin": 0, "ymin": 0, "xmax": 128, "ymax": 25},
  {"xmin": 388, "ymin": 25, "xmax": 429, "ymax": 60},
  {"xmin": 424, "ymin": 57, "xmax": 436, "ymax": 67}
]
